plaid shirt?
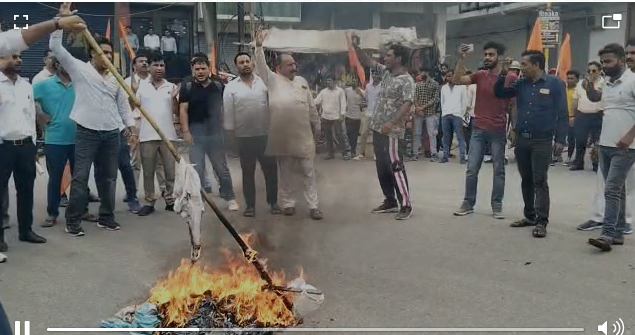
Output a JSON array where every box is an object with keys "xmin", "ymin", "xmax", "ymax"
[{"xmin": 414, "ymin": 79, "xmax": 440, "ymax": 116}]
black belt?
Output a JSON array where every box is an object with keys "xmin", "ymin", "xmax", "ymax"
[
  {"xmin": 519, "ymin": 132, "xmax": 552, "ymax": 139},
  {"xmin": 2, "ymin": 137, "xmax": 32, "ymax": 146}
]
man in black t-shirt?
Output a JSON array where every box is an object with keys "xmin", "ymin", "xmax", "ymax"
[{"xmin": 179, "ymin": 57, "xmax": 238, "ymax": 211}]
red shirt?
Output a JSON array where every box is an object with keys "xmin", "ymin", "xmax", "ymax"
[{"xmin": 469, "ymin": 70, "xmax": 518, "ymax": 133}]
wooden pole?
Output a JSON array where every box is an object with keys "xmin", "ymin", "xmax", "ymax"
[{"xmin": 80, "ymin": 29, "xmax": 294, "ymax": 312}]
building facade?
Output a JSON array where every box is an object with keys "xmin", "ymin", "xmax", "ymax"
[{"xmin": 445, "ymin": 2, "xmax": 628, "ymax": 73}]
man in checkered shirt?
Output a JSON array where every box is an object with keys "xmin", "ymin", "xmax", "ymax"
[{"xmin": 413, "ymin": 67, "xmax": 440, "ymax": 161}]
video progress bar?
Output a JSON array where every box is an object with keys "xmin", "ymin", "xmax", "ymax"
[{"xmin": 47, "ymin": 327, "xmax": 586, "ymax": 332}]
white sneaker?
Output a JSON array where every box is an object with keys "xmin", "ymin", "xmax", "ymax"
[
  {"xmin": 0, "ymin": 252, "xmax": 6, "ymax": 263},
  {"xmin": 227, "ymin": 200, "xmax": 239, "ymax": 211}
]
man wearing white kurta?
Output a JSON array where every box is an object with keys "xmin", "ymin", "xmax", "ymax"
[{"xmin": 253, "ymin": 31, "xmax": 323, "ymax": 220}]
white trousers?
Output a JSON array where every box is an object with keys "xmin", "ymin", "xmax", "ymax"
[
  {"xmin": 278, "ymin": 156, "xmax": 319, "ymax": 210},
  {"xmin": 590, "ymin": 165, "xmax": 635, "ymax": 223}
]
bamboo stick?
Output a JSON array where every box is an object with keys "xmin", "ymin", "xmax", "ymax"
[{"xmin": 80, "ymin": 29, "xmax": 293, "ymax": 312}]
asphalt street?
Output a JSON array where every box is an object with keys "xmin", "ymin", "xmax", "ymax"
[{"xmin": 0, "ymin": 156, "xmax": 633, "ymax": 335}]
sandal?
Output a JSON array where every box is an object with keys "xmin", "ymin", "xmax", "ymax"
[
  {"xmin": 510, "ymin": 218, "xmax": 536, "ymax": 228},
  {"xmin": 532, "ymin": 224, "xmax": 547, "ymax": 238}
]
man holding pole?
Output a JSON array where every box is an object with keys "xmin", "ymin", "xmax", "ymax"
[{"xmin": 51, "ymin": 3, "xmax": 136, "ymax": 236}]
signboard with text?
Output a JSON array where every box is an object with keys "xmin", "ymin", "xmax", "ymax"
[{"xmin": 539, "ymin": 8, "xmax": 560, "ymax": 48}]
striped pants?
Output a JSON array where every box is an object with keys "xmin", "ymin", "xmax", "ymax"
[{"xmin": 373, "ymin": 131, "xmax": 411, "ymax": 207}]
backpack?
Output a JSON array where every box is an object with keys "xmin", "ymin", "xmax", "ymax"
[{"xmin": 183, "ymin": 77, "xmax": 224, "ymax": 100}]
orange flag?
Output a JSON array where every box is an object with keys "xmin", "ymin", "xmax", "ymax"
[
  {"xmin": 556, "ymin": 33, "xmax": 571, "ymax": 80},
  {"xmin": 118, "ymin": 20, "xmax": 135, "ymax": 59},
  {"xmin": 345, "ymin": 33, "xmax": 366, "ymax": 87},
  {"xmin": 526, "ymin": 17, "xmax": 543, "ymax": 51},
  {"xmin": 209, "ymin": 42, "xmax": 217, "ymax": 75},
  {"xmin": 105, "ymin": 19, "xmax": 111, "ymax": 41},
  {"xmin": 60, "ymin": 163, "xmax": 71, "ymax": 195}
]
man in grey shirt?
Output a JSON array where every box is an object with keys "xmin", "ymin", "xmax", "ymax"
[
  {"xmin": 223, "ymin": 52, "xmax": 281, "ymax": 218},
  {"xmin": 344, "ymin": 82, "xmax": 365, "ymax": 157}
]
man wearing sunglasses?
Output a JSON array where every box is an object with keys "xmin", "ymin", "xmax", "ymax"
[{"xmin": 569, "ymin": 61, "xmax": 604, "ymax": 171}]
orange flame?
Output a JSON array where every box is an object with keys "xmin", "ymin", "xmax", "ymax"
[{"xmin": 148, "ymin": 247, "xmax": 298, "ymax": 328}]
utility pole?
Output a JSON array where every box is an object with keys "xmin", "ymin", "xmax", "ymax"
[{"xmin": 237, "ymin": 3, "xmax": 245, "ymax": 52}]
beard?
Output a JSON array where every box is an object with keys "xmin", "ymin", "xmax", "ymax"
[{"xmin": 603, "ymin": 66, "xmax": 622, "ymax": 77}]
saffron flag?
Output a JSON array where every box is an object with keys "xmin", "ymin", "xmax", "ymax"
[
  {"xmin": 105, "ymin": 19, "xmax": 111, "ymax": 41},
  {"xmin": 556, "ymin": 33, "xmax": 571, "ymax": 81},
  {"xmin": 118, "ymin": 20, "xmax": 135, "ymax": 59},
  {"xmin": 527, "ymin": 17, "xmax": 543, "ymax": 51},
  {"xmin": 345, "ymin": 33, "xmax": 366, "ymax": 87},
  {"xmin": 60, "ymin": 163, "xmax": 71, "ymax": 195}
]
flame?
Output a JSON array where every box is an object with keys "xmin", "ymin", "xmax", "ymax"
[{"xmin": 148, "ymin": 246, "xmax": 297, "ymax": 328}]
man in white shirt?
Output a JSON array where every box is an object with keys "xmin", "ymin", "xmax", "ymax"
[
  {"xmin": 50, "ymin": 13, "xmax": 136, "ymax": 236},
  {"xmin": 132, "ymin": 54, "xmax": 178, "ymax": 217},
  {"xmin": 0, "ymin": 52, "xmax": 47, "ymax": 258},
  {"xmin": 439, "ymin": 70, "xmax": 468, "ymax": 163},
  {"xmin": 32, "ymin": 49, "xmax": 56, "ymax": 84},
  {"xmin": 314, "ymin": 76, "xmax": 351, "ymax": 160},
  {"xmin": 570, "ymin": 61, "xmax": 604, "ymax": 171},
  {"xmin": 161, "ymin": 30, "xmax": 177, "ymax": 55},
  {"xmin": 143, "ymin": 28, "xmax": 160, "ymax": 52},
  {"xmin": 586, "ymin": 42, "xmax": 635, "ymax": 251},
  {"xmin": 354, "ymin": 73, "xmax": 381, "ymax": 160},
  {"xmin": 224, "ymin": 52, "xmax": 281, "ymax": 217},
  {"xmin": 464, "ymin": 72, "xmax": 477, "ymax": 153},
  {"xmin": 344, "ymin": 82, "xmax": 365, "ymax": 157}
]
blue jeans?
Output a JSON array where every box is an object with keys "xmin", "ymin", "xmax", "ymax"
[
  {"xmin": 118, "ymin": 131, "xmax": 137, "ymax": 200},
  {"xmin": 189, "ymin": 124, "xmax": 235, "ymax": 201},
  {"xmin": 442, "ymin": 115, "xmax": 466, "ymax": 160},
  {"xmin": 66, "ymin": 125, "xmax": 120, "ymax": 225},
  {"xmin": 598, "ymin": 145, "xmax": 635, "ymax": 238},
  {"xmin": 45, "ymin": 144, "xmax": 75, "ymax": 218},
  {"xmin": 0, "ymin": 298, "xmax": 11, "ymax": 335},
  {"xmin": 463, "ymin": 129, "xmax": 506, "ymax": 211}
]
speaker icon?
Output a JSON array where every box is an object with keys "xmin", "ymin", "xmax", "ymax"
[{"xmin": 598, "ymin": 319, "xmax": 625, "ymax": 335}]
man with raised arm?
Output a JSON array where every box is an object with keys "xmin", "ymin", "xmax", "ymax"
[
  {"xmin": 450, "ymin": 42, "xmax": 518, "ymax": 219},
  {"xmin": 0, "ymin": 2, "xmax": 85, "ymax": 57},
  {"xmin": 253, "ymin": 30, "xmax": 323, "ymax": 220},
  {"xmin": 351, "ymin": 36, "xmax": 414, "ymax": 220},
  {"xmin": 50, "ymin": 3, "xmax": 136, "ymax": 236}
]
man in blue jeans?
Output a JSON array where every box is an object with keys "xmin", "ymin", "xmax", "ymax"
[
  {"xmin": 33, "ymin": 60, "xmax": 78, "ymax": 227},
  {"xmin": 439, "ymin": 70, "xmax": 467, "ymax": 164},
  {"xmin": 587, "ymin": 42, "xmax": 635, "ymax": 251},
  {"xmin": 179, "ymin": 56, "xmax": 238, "ymax": 211},
  {"xmin": 118, "ymin": 131, "xmax": 141, "ymax": 213},
  {"xmin": 450, "ymin": 42, "xmax": 517, "ymax": 218},
  {"xmin": 51, "ymin": 28, "xmax": 136, "ymax": 236}
]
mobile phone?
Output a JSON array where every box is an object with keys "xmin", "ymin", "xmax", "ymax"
[{"xmin": 460, "ymin": 44, "xmax": 474, "ymax": 53}]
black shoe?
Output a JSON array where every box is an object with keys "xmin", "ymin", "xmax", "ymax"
[
  {"xmin": 165, "ymin": 203, "xmax": 174, "ymax": 212},
  {"xmin": 310, "ymin": 208, "xmax": 324, "ymax": 220},
  {"xmin": 204, "ymin": 186, "xmax": 213, "ymax": 194},
  {"xmin": 97, "ymin": 221, "xmax": 121, "ymax": 231},
  {"xmin": 244, "ymin": 207, "xmax": 255, "ymax": 217},
  {"xmin": 283, "ymin": 207, "xmax": 296, "ymax": 216},
  {"xmin": 588, "ymin": 235, "xmax": 614, "ymax": 251},
  {"xmin": 18, "ymin": 231, "xmax": 46, "ymax": 244},
  {"xmin": 395, "ymin": 206, "xmax": 413, "ymax": 220},
  {"xmin": 88, "ymin": 193, "xmax": 100, "ymax": 202},
  {"xmin": 270, "ymin": 204, "xmax": 282, "ymax": 215},
  {"xmin": 138, "ymin": 205, "xmax": 155, "ymax": 216},
  {"xmin": 65, "ymin": 224, "xmax": 85, "ymax": 237},
  {"xmin": 0, "ymin": 241, "xmax": 7, "ymax": 252},
  {"xmin": 371, "ymin": 200, "xmax": 399, "ymax": 214}
]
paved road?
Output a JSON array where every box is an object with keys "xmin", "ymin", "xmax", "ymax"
[{"xmin": 1, "ymin": 157, "xmax": 633, "ymax": 335}]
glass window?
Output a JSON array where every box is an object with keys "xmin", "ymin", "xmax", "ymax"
[{"xmin": 217, "ymin": 2, "xmax": 300, "ymax": 19}]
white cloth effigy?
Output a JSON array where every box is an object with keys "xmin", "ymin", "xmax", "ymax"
[{"xmin": 173, "ymin": 157, "xmax": 204, "ymax": 261}]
